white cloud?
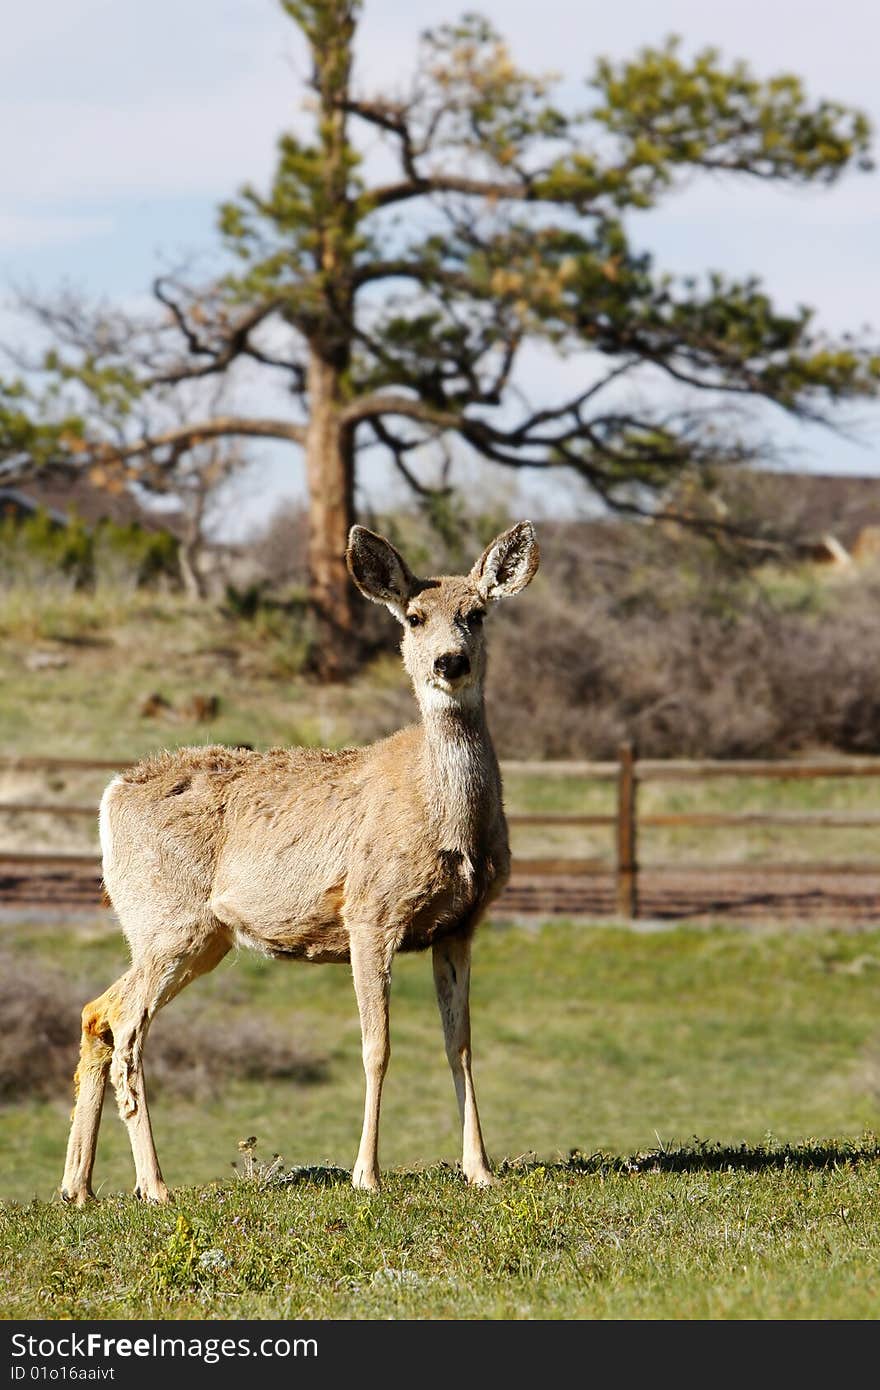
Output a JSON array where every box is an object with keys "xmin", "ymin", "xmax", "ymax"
[{"xmin": 0, "ymin": 86, "xmax": 293, "ymax": 202}]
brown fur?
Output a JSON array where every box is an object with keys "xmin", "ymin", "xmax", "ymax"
[{"xmin": 61, "ymin": 522, "xmax": 539, "ymax": 1202}]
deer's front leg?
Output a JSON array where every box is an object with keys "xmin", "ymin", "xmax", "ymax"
[
  {"xmin": 433, "ymin": 933, "xmax": 494, "ymax": 1187},
  {"xmin": 349, "ymin": 929, "xmax": 393, "ymax": 1193}
]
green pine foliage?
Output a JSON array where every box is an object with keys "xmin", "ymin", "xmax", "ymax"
[{"xmin": 0, "ymin": 377, "xmax": 82, "ymax": 469}]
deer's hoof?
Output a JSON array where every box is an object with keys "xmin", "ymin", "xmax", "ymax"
[
  {"xmin": 465, "ymin": 1169, "xmax": 496, "ymax": 1189},
  {"xmin": 60, "ymin": 1186, "xmax": 94, "ymax": 1207},
  {"xmin": 352, "ymin": 1165, "xmax": 381, "ymax": 1193},
  {"xmin": 133, "ymin": 1182, "xmax": 171, "ymax": 1203}
]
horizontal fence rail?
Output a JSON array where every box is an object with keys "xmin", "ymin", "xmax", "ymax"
[{"xmin": 4, "ymin": 748, "xmax": 880, "ymax": 917}]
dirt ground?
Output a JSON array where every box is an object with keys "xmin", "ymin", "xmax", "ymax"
[{"xmin": 3, "ymin": 860, "xmax": 880, "ymax": 925}]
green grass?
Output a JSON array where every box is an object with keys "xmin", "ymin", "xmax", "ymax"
[
  {"xmin": 3, "ymin": 919, "xmax": 880, "ymax": 1317},
  {"xmin": 4, "ymin": 1145, "xmax": 880, "ymax": 1319},
  {"xmin": 4, "ymin": 585, "xmax": 880, "ymax": 1318}
]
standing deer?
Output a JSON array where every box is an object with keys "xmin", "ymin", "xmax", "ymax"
[{"xmin": 61, "ymin": 521, "xmax": 539, "ymax": 1203}]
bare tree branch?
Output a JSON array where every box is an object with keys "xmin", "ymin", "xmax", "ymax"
[
  {"xmin": 148, "ymin": 281, "xmax": 306, "ymax": 389},
  {"xmin": 368, "ymin": 416, "xmax": 454, "ymax": 498},
  {"xmin": 362, "ymin": 175, "xmax": 537, "ymax": 212},
  {"xmin": 340, "ymin": 394, "xmax": 461, "ymax": 430},
  {"xmin": 102, "ymin": 415, "xmax": 308, "ymax": 461}
]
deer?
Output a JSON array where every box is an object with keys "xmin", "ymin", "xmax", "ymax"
[{"xmin": 60, "ymin": 520, "xmax": 540, "ymax": 1204}]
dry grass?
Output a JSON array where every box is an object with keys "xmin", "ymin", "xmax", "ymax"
[{"xmin": 5, "ymin": 511, "xmax": 880, "ymax": 769}]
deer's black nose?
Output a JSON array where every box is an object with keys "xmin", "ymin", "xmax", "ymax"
[{"xmin": 434, "ymin": 652, "xmax": 471, "ymax": 681}]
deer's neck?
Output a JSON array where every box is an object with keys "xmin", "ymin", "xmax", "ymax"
[{"xmin": 417, "ymin": 690, "xmax": 500, "ymax": 853}]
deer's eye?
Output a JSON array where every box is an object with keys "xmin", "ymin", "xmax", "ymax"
[
  {"xmin": 466, "ymin": 609, "xmax": 485, "ymax": 628},
  {"xmin": 406, "ymin": 612, "xmax": 424, "ymax": 629}
]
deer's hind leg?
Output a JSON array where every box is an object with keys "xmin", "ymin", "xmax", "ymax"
[
  {"xmin": 62, "ymin": 975, "xmax": 128, "ymax": 1205},
  {"xmin": 62, "ymin": 928, "xmax": 229, "ymax": 1205},
  {"xmin": 110, "ymin": 932, "xmax": 231, "ymax": 1202}
]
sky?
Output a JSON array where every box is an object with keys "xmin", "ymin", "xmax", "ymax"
[{"xmin": 2, "ymin": 0, "xmax": 879, "ymax": 535}]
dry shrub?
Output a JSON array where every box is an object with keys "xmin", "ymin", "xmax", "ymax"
[
  {"xmin": 0, "ymin": 956, "xmax": 77, "ymax": 1103},
  {"xmin": 249, "ymin": 502, "xmax": 880, "ymax": 760},
  {"xmin": 485, "ymin": 520, "xmax": 880, "ymax": 759},
  {"xmin": 147, "ymin": 1011, "xmax": 326, "ymax": 1095},
  {"xmin": 0, "ymin": 952, "xmax": 326, "ymax": 1105}
]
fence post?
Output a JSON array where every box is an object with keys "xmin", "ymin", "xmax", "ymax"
[{"xmin": 616, "ymin": 741, "xmax": 638, "ymax": 919}]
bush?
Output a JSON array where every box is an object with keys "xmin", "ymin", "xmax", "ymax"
[
  {"xmin": 245, "ymin": 504, "xmax": 880, "ymax": 760},
  {"xmin": 91, "ymin": 519, "xmax": 179, "ymax": 589},
  {"xmin": 484, "ymin": 520, "xmax": 880, "ymax": 759},
  {"xmin": 0, "ymin": 952, "xmax": 327, "ymax": 1104},
  {"xmin": 0, "ymin": 509, "xmax": 91, "ymax": 590},
  {"xmin": 0, "ymin": 509, "xmax": 179, "ymax": 593}
]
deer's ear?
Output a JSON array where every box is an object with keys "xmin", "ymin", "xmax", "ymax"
[
  {"xmin": 346, "ymin": 526, "xmax": 416, "ymax": 621},
  {"xmin": 470, "ymin": 521, "xmax": 540, "ymax": 602}
]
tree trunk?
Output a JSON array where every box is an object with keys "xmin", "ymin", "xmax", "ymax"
[
  {"xmin": 178, "ymin": 493, "xmax": 209, "ymax": 600},
  {"xmin": 305, "ymin": 351, "xmax": 356, "ymax": 680},
  {"xmin": 178, "ymin": 539, "xmax": 207, "ymax": 601},
  {"xmin": 302, "ymin": 2, "xmax": 359, "ymax": 681}
]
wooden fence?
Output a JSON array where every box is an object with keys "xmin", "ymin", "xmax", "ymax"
[
  {"xmin": 506, "ymin": 745, "xmax": 880, "ymax": 917},
  {"xmin": 4, "ymin": 747, "xmax": 880, "ymax": 918}
]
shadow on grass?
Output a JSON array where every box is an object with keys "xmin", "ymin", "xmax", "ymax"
[
  {"xmin": 273, "ymin": 1164, "xmax": 351, "ymax": 1188},
  {"xmin": 504, "ymin": 1134, "xmax": 880, "ymax": 1177},
  {"xmin": 266, "ymin": 1136, "xmax": 880, "ymax": 1191},
  {"xmin": 270, "ymin": 1136, "xmax": 880, "ymax": 1189}
]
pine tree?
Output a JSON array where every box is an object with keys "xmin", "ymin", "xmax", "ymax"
[{"xmin": 17, "ymin": 3, "xmax": 879, "ymax": 676}]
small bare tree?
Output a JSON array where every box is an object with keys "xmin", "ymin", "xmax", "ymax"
[{"xmin": 171, "ymin": 444, "xmax": 249, "ymax": 600}]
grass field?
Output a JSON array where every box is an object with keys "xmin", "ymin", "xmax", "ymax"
[
  {"xmin": 4, "ymin": 1143, "xmax": 880, "ymax": 1319},
  {"xmin": 4, "ymin": 586, "xmax": 880, "ymax": 1318},
  {"xmin": 3, "ymin": 918, "xmax": 880, "ymax": 1318},
  {"xmin": 0, "ymin": 586, "xmax": 407, "ymax": 762}
]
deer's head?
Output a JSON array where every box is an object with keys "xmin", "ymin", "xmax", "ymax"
[{"xmin": 346, "ymin": 522, "xmax": 540, "ymax": 709}]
